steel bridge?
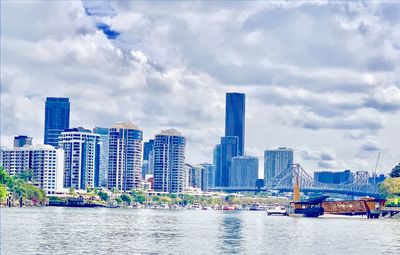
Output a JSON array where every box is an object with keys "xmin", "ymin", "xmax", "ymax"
[{"xmin": 210, "ymin": 164, "xmax": 380, "ymax": 197}]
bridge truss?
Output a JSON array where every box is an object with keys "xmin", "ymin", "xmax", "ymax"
[{"xmin": 267, "ymin": 164, "xmax": 379, "ymax": 196}]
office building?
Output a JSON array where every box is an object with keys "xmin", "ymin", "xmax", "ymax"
[
  {"xmin": 230, "ymin": 156, "xmax": 259, "ymax": 188},
  {"xmin": 225, "ymin": 92, "xmax": 245, "ymax": 156},
  {"xmin": 143, "ymin": 139, "xmax": 154, "ymax": 161},
  {"xmin": 264, "ymin": 147, "xmax": 293, "ymax": 185},
  {"xmin": 14, "ymin": 135, "xmax": 33, "ymax": 148},
  {"xmin": 44, "ymin": 97, "xmax": 70, "ymax": 147},
  {"xmin": 220, "ymin": 136, "xmax": 239, "ymax": 186},
  {"xmin": 213, "ymin": 144, "xmax": 222, "ymax": 187},
  {"xmin": 200, "ymin": 163, "xmax": 214, "ymax": 190},
  {"xmin": 93, "ymin": 127, "xmax": 109, "ymax": 187},
  {"xmin": 59, "ymin": 128, "xmax": 100, "ymax": 190},
  {"xmin": 142, "ymin": 139, "xmax": 155, "ymax": 178},
  {"xmin": 153, "ymin": 129, "xmax": 185, "ymax": 193},
  {"xmin": 108, "ymin": 121, "xmax": 143, "ymax": 192},
  {"xmin": 314, "ymin": 170, "xmax": 353, "ymax": 184},
  {"xmin": 1, "ymin": 145, "xmax": 64, "ymax": 194}
]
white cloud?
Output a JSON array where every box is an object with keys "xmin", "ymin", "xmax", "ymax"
[{"xmin": 1, "ymin": 1, "xmax": 399, "ymax": 174}]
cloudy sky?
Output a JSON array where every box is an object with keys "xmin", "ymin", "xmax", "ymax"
[{"xmin": 1, "ymin": 1, "xmax": 399, "ymax": 176}]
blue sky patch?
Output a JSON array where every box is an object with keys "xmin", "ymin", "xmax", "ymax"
[{"xmin": 96, "ymin": 23, "xmax": 120, "ymax": 39}]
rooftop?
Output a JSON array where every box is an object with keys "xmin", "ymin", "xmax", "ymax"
[
  {"xmin": 158, "ymin": 128, "xmax": 182, "ymax": 136},
  {"xmin": 112, "ymin": 121, "xmax": 141, "ymax": 130}
]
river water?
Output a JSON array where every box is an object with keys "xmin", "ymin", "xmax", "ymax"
[{"xmin": 1, "ymin": 207, "xmax": 399, "ymax": 254}]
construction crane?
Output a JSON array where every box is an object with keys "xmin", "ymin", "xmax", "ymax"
[{"xmin": 373, "ymin": 152, "xmax": 381, "ymax": 184}]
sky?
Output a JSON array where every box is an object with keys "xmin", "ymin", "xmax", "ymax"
[{"xmin": 1, "ymin": 1, "xmax": 399, "ymax": 176}]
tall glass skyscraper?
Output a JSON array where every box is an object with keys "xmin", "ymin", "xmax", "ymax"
[
  {"xmin": 143, "ymin": 139, "xmax": 154, "ymax": 161},
  {"xmin": 108, "ymin": 122, "xmax": 143, "ymax": 192},
  {"xmin": 93, "ymin": 127, "xmax": 109, "ymax": 187},
  {"xmin": 264, "ymin": 147, "xmax": 293, "ymax": 185},
  {"xmin": 220, "ymin": 136, "xmax": 239, "ymax": 186},
  {"xmin": 225, "ymin": 92, "xmax": 245, "ymax": 156},
  {"xmin": 44, "ymin": 97, "xmax": 70, "ymax": 148},
  {"xmin": 153, "ymin": 129, "xmax": 185, "ymax": 193},
  {"xmin": 59, "ymin": 128, "xmax": 100, "ymax": 190}
]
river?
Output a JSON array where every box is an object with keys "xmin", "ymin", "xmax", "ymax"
[{"xmin": 1, "ymin": 207, "xmax": 399, "ymax": 254}]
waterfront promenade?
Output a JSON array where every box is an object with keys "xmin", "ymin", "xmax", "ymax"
[{"xmin": 1, "ymin": 207, "xmax": 399, "ymax": 255}]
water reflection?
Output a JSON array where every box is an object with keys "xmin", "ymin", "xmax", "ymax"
[{"xmin": 218, "ymin": 212, "xmax": 243, "ymax": 254}]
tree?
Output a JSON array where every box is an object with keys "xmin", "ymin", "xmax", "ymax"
[
  {"xmin": 68, "ymin": 188, "xmax": 77, "ymax": 197},
  {"xmin": 390, "ymin": 163, "xmax": 400, "ymax": 178},
  {"xmin": 120, "ymin": 194, "xmax": 132, "ymax": 206},
  {"xmin": 16, "ymin": 169, "xmax": 33, "ymax": 182},
  {"xmin": 135, "ymin": 194, "xmax": 146, "ymax": 204},
  {"xmin": 115, "ymin": 197, "xmax": 123, "ymax": 204},
  {"xmin": 226, "ymin": 195, "xmax": 240, "ymax": 204},
  {"xmin": 98, "ymin": 191, "xmax": 109, "ymax": 202},
  {"xmin": 380, "ymin": 178, "xmax": 400, "ymax": 196},
  {"xmin": 182, "ymin": 194, "xmax": 195, "ymax": 205},
  {"xmin": 160, "ymin": 196, "xmax": 171, "ymax": 204},
  {"xmin": 0, "ymin": 167, "xmax": 11, "ymax": 185},
  {"xmin": 0, "ymin": 184, "xmax": 8, "ymax": 203},
  {"xmin": 152, "ymin": 195, "xmax": 160, "ymax": 203}
]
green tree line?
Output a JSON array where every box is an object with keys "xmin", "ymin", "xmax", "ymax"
[{"xmin": 0, "ymin": 167, "xmax": 46, "ymax": 205}]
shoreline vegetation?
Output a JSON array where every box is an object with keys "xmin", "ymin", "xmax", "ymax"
[{"xmin": 1, "ymin": 165, "xmax": 399, "ymax": 211}]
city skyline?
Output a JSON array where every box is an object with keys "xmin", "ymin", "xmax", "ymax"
[{"xmin": 1, "ymin": 1, "xmax": 400, "ymax": 175}]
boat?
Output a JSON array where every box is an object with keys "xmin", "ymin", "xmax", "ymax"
[
  {"xmin": 249, "ymin": 203, "xmax": 268, "ymax": 211},
  {"xmin": 223, "ymin": 205, "xmax": 235, "ymax": 210},
  {"xmin": 267, "ymin": 205, "xmax": 288, "ymax": 216},
  {"xmin": 202, "ymin": 206, "xmax": 213, "ymax": 210}
]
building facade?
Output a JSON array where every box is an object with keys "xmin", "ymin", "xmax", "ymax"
[
  {"xmin": 44, "ymin": 97, "xmax": 70, "ymax": 148},
  {"xmin": 59, "ymin": 128, "xmax": 100, "ymax": 190},
  {"xmin": 1, "ymin": 145, "xmax": 64, "ymax": 194},
  {"xmin": 200, "ymin": 163, "xmax": 214, "ymax": 190},
  {"xmin": 14, "ymin": 135, "xmax": 33, "ymax": 148},
  {"xmin": 314, "ymin": 170, "xmax": 353, "ymax": 184},
  {"xmin": 225, "ymin": 92, "xmax": 245, "ymax": 156},
  {"xmin": 220, "ymin": 136, "xmax": 239, "ymax": 186},
  {"xmin": 143, "ymin": 139, "xmax": 154, "ymax": 161},
  {"xmin": 213, "ymin": 144, "xmax": 222, "ymax": 187},
  {"xmin": 93, "ymin": 127, "xmax": 109, "ymax": 187},
  {"xmin": 108, "ymin": 122, "xmax": 143, "ymax": 192},
  {"xmin": 264, "ymin": 147, "xmax": 293, "ymax": 185},
  {"xmin": 142, "ymin": 139, "xmax": 155, "ymax": 178},
  {"xmin": 153, "ymin": 129, "xmax": 186, "ymax": 193},
  {"xmin": 229, "ymin": 156, "xmax": 259, "ymax": 188}
]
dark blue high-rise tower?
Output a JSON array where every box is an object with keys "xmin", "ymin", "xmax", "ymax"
[
  {"xmin": 225, "ymin": 92, "xmax": 245, "ymax": 156},
  {"xmin": 44, "ymin": 97, "xmax": 70, "ymax": 148}
]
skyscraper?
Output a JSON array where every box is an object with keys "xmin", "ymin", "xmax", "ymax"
[
  {"xmin": 220, "ymin": 136, "xmax": 239, "ymax": 186},
  {"xmin": 143, "ymin": 139, "xmax": 154, "ymax": 161},
  {"xmin": 14, "ymin": 135, "xmax": 33, "ymax": 147},
  {"xmin": 108, "ymin": 121, "xmax": 143, "ymax": 192},
  {"xmin": 142, "ymin": 139, "xmax": 155, "ymax": 178},
  {"xmin": 59, "ymin": 128, "xmax": 100, "ymax": 190},
  {"xmin": 225, "ymin": 92, "xmax": 245, "ymax": 156},
  {"xmin": 44, "ymin": 97, "xmax": 70, "ymax": 147},
  {"xmin": 153, "ymin": 129, "xmax": 185, "ymax": 193},
  {"xmin": 264, "ymin": 147, "xmax": 293, "ymax": 185},
  {"xmin": 93, "ymin": 127, "xmax": 109, "ymax": 187},
  {"xmin": 213, "ymin": 144, "xmax": 221, "ymax": 187},
  {"xmin": 229, "ymin": 156, "xmax": 259, "ymax": 188},
  {"xmin": 1, "ymin": 145, "xmax": 64, "ymax": 194}
]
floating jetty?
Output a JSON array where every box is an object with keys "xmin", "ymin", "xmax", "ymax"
[{"xmin": 48, "ymin": 197, "xmax": 107, "ymax": 208}]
